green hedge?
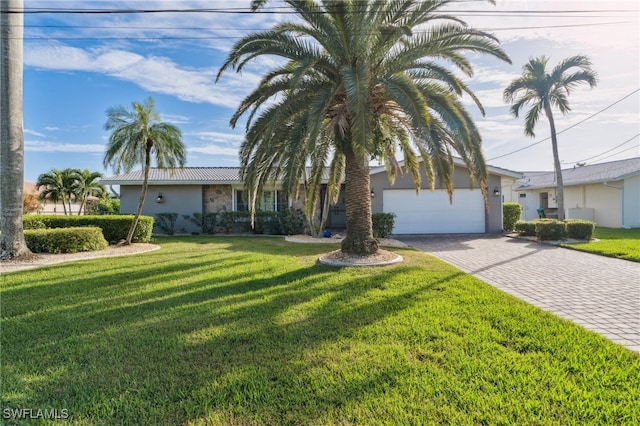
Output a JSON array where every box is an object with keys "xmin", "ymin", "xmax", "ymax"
[
  {"xmin": 515, "ymin": 220, "xmax": 536, "ymax": 236},
  {"xmin": 23, "ymin": 215, "xmax": 154, "ymax": 243},
  {"xmin": 372, "ymin": 213, "xmax": 396, "ymax": 238},
  {"xmin": 25, "ymin": 227, "xmax": 108, "ymax": 254},
  {"xmin": 535, "ymin": 219, "xmax": 567, "ymax": 241},
  {"xmin": 512, "ymin": 219, "xmax": 596, "ymax": 241},
  {"xmin": 565, "ymin": 219, "xmax": 595, "ymax": 240},
  {"xmin": 502, "ymin": 202, "xmax": 522, "ymax": 231}
]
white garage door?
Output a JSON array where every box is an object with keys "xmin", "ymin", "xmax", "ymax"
[{"xmin": 383, "ymin": 189, "xmax": 485, "ymax": 234}]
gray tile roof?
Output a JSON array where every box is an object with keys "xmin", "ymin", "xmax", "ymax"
[
  {"xmin": 516, "ymin": 157, "xmax": 640, "ymax": 190},
  {"xmin": 100, "ymin": 167, "xmax": 241, "ymax": 184}
]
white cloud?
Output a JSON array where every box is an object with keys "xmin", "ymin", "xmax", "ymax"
[
  {"xmin": 188, "ymin": 146, "xmax": 240, "ymax": 156},
  {"xmin": 24, "ymin": 129, "xmax": 45, "ymax": 137},
  {"xmin": 188, "ymin": 131, "xmax": 244, "ymax": 145},
  {"xmin": 160, "ymin": 113, "xmax": 192, "ymax": 124},
  {"xmin": 24, "ymin": 42, "xmax": 257, "ymax": 108},
  {"xmin": 25, "ymin": 140, "xmax": 105, "ymax": 153}
]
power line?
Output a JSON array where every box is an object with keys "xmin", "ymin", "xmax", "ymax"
[
  {"xmin": 5, "ymin": 6, "xmax": 638, "ymax": 15},
  {"xmin": 486, "ymin": 89, "xmax": 640, "ymax": 161},
  {"xmin": 566, "ymin": 134, "xmax": 639, "ymax": 164}
]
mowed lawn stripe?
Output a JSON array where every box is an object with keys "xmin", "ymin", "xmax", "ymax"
[{"xmin": 1, "ymin": 236, "xmax": 638, "ymax": 425}]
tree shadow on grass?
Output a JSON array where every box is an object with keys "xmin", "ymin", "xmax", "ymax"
[
  {"xmin": 2, "ymin": 237, "xmax": 469, "ymax": 424},
  {"xmin": 5, "ymin": 237, "xmax": 635, "ymax": 424}
]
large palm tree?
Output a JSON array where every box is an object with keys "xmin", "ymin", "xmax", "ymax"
[
  {"xmin": 104, "ymin": 97, "xmax": 186, "ymax": 244},
  {"xmin": 73, "ymin": 169, "xmax": 105, "ymax": 215},
  {"xmin": 217, "ymin": 0, "xmax": 510, "ymax": 255},
  {"xmin": 504, "ymin": 55, "xmax": 597, "ymax": 221},
  {"xmin": 1, "ymin": 0, "xmax": 32, "ymax": 259}
]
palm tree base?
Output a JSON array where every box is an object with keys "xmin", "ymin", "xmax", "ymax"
[
  {"xmin": 340, "ymin": 236, "xmax": 380, "ymax": 256},
  {"xmin": 319, "ymin": 248, "xmax": 402, "ymax": 267},
  {"xmin": 1, "ymin": 246, "xmax": 35, "ymax": 261}
]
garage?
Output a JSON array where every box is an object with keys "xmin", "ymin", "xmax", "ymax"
[{"xmin": 383, "ymin": 189, "xmax": 485, "ymax": 234}]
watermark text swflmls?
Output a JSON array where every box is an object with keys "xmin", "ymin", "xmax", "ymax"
[{"xmin": 2, "ymin": 407, "xmax": 69, "ymax": 420}]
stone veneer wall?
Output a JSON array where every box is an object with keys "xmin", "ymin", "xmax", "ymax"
[{"xmin": 203, "ymin": 185, "xmax": 233, "ymax": 213}]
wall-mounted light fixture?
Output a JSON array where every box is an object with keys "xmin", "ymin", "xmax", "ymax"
[
  {"xmin": 156, "ymin": 193, "xmax": 164, "ymax": 203},
  {"xmin": 370, "ymin": 189, "xmax": 375, "ymax": 198},
  {"xmin": 493, "ymin": 187, "xmax": 500, "ymax": 197}
]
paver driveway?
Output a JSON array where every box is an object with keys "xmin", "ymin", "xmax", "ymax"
[{"xmin": 396, "ymin": 234, "xmax": 640, "ymax": 353}]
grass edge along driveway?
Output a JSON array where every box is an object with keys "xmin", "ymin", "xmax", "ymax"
[
  {"xmin": 560, "ymin": 227, "xmax": 640, "ymax": 262},
  {"xmin": 2, "ymin": 236, "xmax": 638, "ymax": 425}
]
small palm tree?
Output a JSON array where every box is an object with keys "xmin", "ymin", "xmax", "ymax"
[
  {"xmin": 36, "ymin": 168, "xmax": 69, "ymax": 215},
  {"xmin": 104, "ymin": 97, "xmax": 186, "ymax": 244},
  {"xmin": 73, "ymin": 169, "xmax": 105, "ymax": 215},
  {"xmin": 504, "ymin": 55, "xmax": 597, "ymax": 221},
  {"xmin": 59, "ymin": 168, "xmax": 78, "ymax": 214},
  {"xmin": 218, "ymin": 0, "xmax": 510, "ymax": 256}
]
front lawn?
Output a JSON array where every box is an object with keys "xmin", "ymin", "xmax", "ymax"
[
  {"xmin": 561, "ymin": 227, "xmax": 640, "ymax": 262},
  {"xmin": 2, "ymin": 237, "xmax": 638, "ymax": 425}
]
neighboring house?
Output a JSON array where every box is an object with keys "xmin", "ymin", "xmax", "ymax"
[
  {"xmin": 100, "ymin": 158, "xmax": 522, "ymax": 235},
  {"xmin": 515, "ymin": 157, "xmax": 640, "ymax": 228}
]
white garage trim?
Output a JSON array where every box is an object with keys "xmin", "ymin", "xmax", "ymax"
[{"xmin": 383, "ymin": 189, "xmax": 485, "ymax": 234}]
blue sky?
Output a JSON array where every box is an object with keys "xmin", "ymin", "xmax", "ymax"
[{"xmin": 20, "ymin": 0, "xmax": 640, "ymax": 183}]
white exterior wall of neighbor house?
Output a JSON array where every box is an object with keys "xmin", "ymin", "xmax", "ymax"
[
  {"xmin": 623, "ymin": 175, "xmax": 640, "ymax": 227},
  {"xmin": 519, "ymin": 189, "xmax": 558, "ymax": 221},
  {"xmin": 519, "ymin": 184, "xmax": 624, "ymax": 227},
  {"xmin": 120, "ymin": 185, "xmax": 203, "ymax": 234},
  {"xmin": 585, "ymin": 184, "xmax": 622, "ymax": 228}
]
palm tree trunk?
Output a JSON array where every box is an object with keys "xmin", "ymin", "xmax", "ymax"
[
  {"xmin": 0, "ymin": 0, "xmax": 32, "ymax": 259},
  {"xmin": 125, "ymin": 139, "xmax": 153, "ymax": 244},
  {"xmin": 544, "ymin": 103, "xmax": 565, "ymax": 221},
  {"xmin": 340, "ymin": 147, "xmax": 378, "ymax": 255}
]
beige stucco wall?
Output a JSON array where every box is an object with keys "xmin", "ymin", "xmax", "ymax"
[
  {"xmin": 586, "ymin": 183, "xmax": 622, "ymax": 228},
  {"xmin": 519, "ymin": 182, "xmax": 625, "ymax": 227},
  {"xmin": 623, "ymin": 175, "xmax": 640, "ymax": 227}
]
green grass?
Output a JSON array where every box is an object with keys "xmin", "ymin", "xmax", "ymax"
[
  {"xmin": 561, "ymin": 227, "xmax": 640, "ymax": 262},
  {"xmin": 2, "ymin": 236, "xmax": 638, "ymax": 425}
]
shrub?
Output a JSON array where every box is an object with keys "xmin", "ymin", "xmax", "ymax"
[
  {"xmin": 25, "ymin": 227, "xmax": 108, "ymax": 254},
  {"xmin": 23, "ymin": 215, "xmax": 154, "ymax": 243},
  {"xmin": 217, "ymin": 211, "xmax": 237, "ymax": 234},
  {"xmin": 155, "ymin": 213, "xmax": 178, "ymax": 235},
  {"xmin": 183, "ymin": 212, "xmax": 217, "ymax": 234},
  {"xmin": 372, "ymin": 213, "xmax": 396, "ymax": 238},
  {"xmin": 97, "ymin": 198, "xmax": 120, "ymax": 214},
  {"xmin": 514, "ymin": 220, "xmax": 536, "ymax": 236},
  {"xmin": 565, "ymin": 219, "xmax": 595, "ymax": 240},
  {"xmin": 279, "ymin": 208, "xmax": 307, "ymax": 235},
  {"xmin": 502, "ymin": 202, "xmax": 522, "ymax": 231},
  {"xmin": 535, "ymin": 219, "xmax": 567, "ymax": 241},
  {"xmin": 23, "ymin": 217, "xmax": 46, "ymax": 230}
]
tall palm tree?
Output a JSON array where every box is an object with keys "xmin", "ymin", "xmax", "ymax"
[
  {"xmin": 504, "ymin": 55, "xmax": 597, "ymax": 221},
  {"xmin": 73, "ymin": 169, "xmax": 105, "ymax": 215},
  {"xmin": 1, "ymin": 0, "xmax": 32, "ymax": 259},
  {"xmin": 104, "ymin": 97, "xmax": 186, "ymax": 244},
  {"xmin": 36, "ymin": 168, "xmax": 69, "ymax": 215},
  {"xmin": 218, "ymin": 0, "xmax": 510, "ymax": 255}
]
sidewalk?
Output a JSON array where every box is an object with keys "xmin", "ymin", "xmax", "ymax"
[{"xmin": 397, "ymin": 234, "xmax": 640, "ymax": 352}]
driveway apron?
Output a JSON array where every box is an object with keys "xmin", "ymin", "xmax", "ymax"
[{"xmin": 397, "ymin": 234, "xmax": 640, "ymax": 353}]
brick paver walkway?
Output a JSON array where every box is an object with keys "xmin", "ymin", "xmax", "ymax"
[{"xmin": 397, "ymin": 234, "xmax": 640, "ymax": 352}]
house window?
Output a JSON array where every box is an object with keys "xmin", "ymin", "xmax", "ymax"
[{"xmin": 235, "ymin": 190, "xmax": 287, "ymax": 212}]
